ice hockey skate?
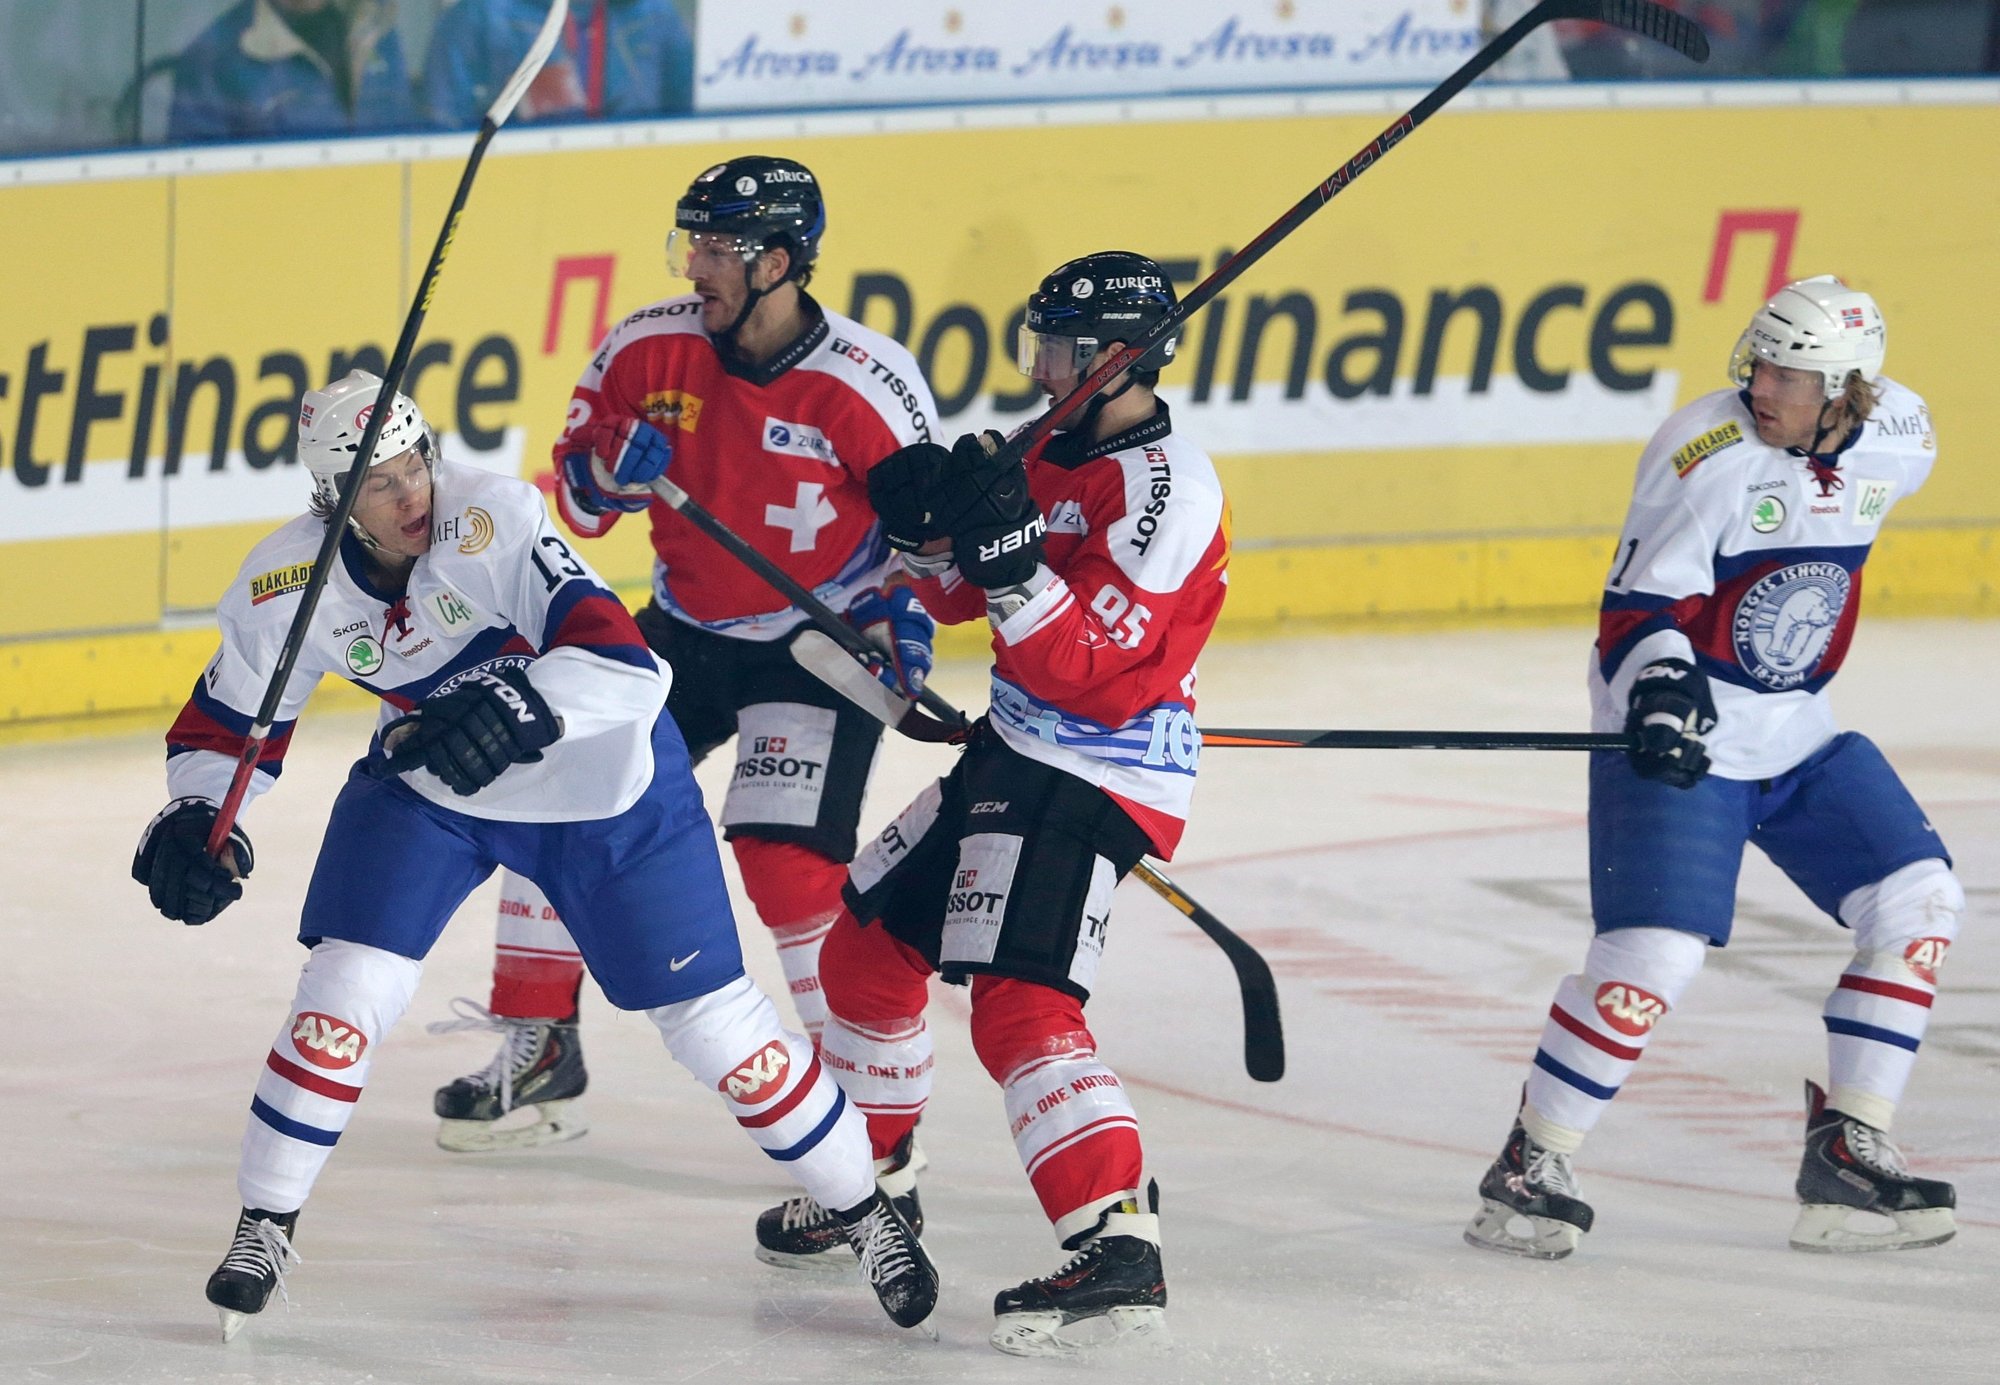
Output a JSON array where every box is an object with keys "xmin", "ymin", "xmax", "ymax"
[
  {"xmin": 835, "ymin": 1188, "xmax": 939, "ymax": 1332},
  {"xmin": 429, "ymin": 999, "xmax": 588, "ymax": 1152},
  {"xmin": 990, "ymin": 1185, "xmax": 1167, "ymax": 1358},
  {"xmin": 756, "ymin": 1131, "xmax": 925, "ymax": 1271},
  {"xmin": 1464, "ymin": 1118, "xmax": 1595, "ymax": 1260},
  {"xmin": 205, "ymin": 1207, "xmax": 300, "ymax": 1342},
  {"xmin": 1790, "ymin": 1080, "xmax": 1956, "ymax": 1252}
]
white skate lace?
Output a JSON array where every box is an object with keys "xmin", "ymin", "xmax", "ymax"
[
  {"xmin": 778, "ymin": 1196, "xmax": 832, "ymax": 1232},
  {"xmin": 1524, "ymin": 1144, "xmax": 1581, "ymax": 1198},
  {"xmin": 1841, "ymin": 1119, "xmax": 1913, "ymax": 1180},
  {"xmin": 222, "ymin": 1218, "xmax": 301, "ymax": 1307},
  {"xmin": 425, "ymin": 998, "xmax": 551, "ymax": 1113},
  {"xmin": 848, "ymin": 1203, "xmax": 917, "ymax": 1287}
]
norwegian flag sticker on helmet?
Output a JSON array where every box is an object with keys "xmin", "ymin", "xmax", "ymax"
[{"xmin": 1840, "ymin": 306, "xmax": 1867, "ymax": 328}]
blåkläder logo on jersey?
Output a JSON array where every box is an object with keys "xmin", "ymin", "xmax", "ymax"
[{"xmin": 1731, "ymin": 561, "xmax": 1851, "ymax": 689}]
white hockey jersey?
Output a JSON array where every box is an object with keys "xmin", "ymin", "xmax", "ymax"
[
  {"xmin": 1591, "ymin": 381, "xmax": 1936, "ymax": 780},
  {"xmin": 166, "ymin": 462, "xmax": 667, "ymax": 822}
]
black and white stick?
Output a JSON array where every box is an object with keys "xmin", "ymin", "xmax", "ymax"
[
  {"xmin": 207, "ymin": 0, "xmax": 572, "ymax": 858},
  {"xmin": 995, "ymin": 0, "xmax": 1708, "ymax": 464}
]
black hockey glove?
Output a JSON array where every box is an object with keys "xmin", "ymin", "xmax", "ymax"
[
  {"xmin": 1624, "ymin": 657, "xmax": 1717, "ymax": 790},
  {"xmin": 132, "ymin": 797, "xmax": 254, "ymax": 925},
  {"xmin": 382, "ymin": 664, "xmax": 563, "ymax": 796},
  {"xmin": 867, "ymin": 441, "xmax": 954, "ymax": 553},
  {"xmin": 936, "ymin": 431, "xmax": 1046, "ymax": 590}
]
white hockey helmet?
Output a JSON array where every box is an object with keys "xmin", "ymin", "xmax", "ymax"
[
  {"xmin": 1727, "ymin": 275, "xmax": 1885, "ymax": 401},
  {"xmin": 298, "ymin": 369, "xmax": 434, "ymax": 512}
]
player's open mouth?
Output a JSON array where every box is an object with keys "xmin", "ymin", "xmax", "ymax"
[{"xmin": 402, "ymin": 515, "xmax": 429, "ymax": 538}]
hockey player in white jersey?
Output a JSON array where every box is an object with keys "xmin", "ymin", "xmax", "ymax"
[
  {"xmin": 130, "ymin": 371, "xmax": 935, "ymax": 1340},
  {"xmin": 1464, "ymin": 278, "xmax": 1960, "ymax": 1260}
]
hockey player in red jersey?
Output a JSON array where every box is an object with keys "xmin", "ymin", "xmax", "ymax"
[
  {"xmin": 430, "ymin": 154, "xmax": 941, "ymax": 1151},
  {"xmin": 752, "ymin": 251, "xmax": 1230, "ymax": 1356},
  {"xmin": 1464, "ymin": 277, "xmax": 1961, "ymax": 1261}
]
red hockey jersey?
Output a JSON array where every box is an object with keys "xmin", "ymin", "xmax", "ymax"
[
  {"xmin": 916, "ymin": 406, "xmax": 1229, "ymax": 856},
  {"xmin": 555, "ymin": 293, "xmax": 938, "ymax": 639}
]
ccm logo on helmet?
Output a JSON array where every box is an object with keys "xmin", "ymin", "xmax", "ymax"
[
  {"xmin": 720, "ymin": 1041, "xmax": 791, "ymax": 1101},
  {"xmin": 1595, "ymin": 981, "xmax": 1667, "ymax": 1037},
  {"xmin": 291, "ymin": 1011, "xmax": 367, "ymax": 1069}
]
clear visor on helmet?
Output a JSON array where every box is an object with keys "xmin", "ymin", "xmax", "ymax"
[
  {"xmin": 666, "ymin": 228, "xmax": 764, "ymax": 279},
  {"xmin": 1016, "ymin": 326, "xmax": 1099, "ymax": 380},
  {"xmin": 1729, "ymin": 338, "xmax": 1832, "ymax": 402}
]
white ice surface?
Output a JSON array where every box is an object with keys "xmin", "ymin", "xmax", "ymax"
[{"xmin": 2, "ymin": 618, "xmax": 1995, "ymax": 1384}]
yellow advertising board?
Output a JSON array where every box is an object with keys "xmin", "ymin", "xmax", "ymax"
[{"xmin": 3, "ymin": 89, "xmax": 1996, "ymax": 735}]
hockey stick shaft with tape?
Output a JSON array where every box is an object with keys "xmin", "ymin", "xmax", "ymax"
[
  {"xmin": 207, "ymin": 0, "xmax": 572, "ymax": 858},
  {"xmin": 1204, "ymin": 728, "xmax": 1633, "ymax": 752},
  {"xmin": 1005, "ymin": 0, "xmax": 1708, "ymax": 461}
]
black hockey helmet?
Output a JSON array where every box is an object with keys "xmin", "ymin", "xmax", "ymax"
[
  {"xmin": 1019, "ymin": 250, "xmax": 1181, "ymax": 378},
  {"xmin": 670, "ymin": 154, "xmax": 825, "ymax": 285}
]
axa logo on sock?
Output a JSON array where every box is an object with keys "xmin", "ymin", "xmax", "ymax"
[
  {"xmin": 1594, "ymin": 981, "xmax": 1667, "ymax": 1037},
  {"xmin": 721, "ymin": 1040, "xmax": 791, "ymax": 1101},
  {"xmin": 1905, "ymin": 937, "xmax": 1950, "ymax": 985},
  {"xmin": 291, "ymin": 1012, "xmax": 367, "ymax": 1069}
]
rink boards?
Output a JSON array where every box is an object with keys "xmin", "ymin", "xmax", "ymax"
[{"xmin": 3, "ymin": 81, "xmax": 1996, "ymax": 737}]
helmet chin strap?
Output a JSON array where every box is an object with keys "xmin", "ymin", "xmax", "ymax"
[
  {"xmin": 1058, "ymin": 351, "xmax": 1140, "ymax": 435},
  {"xmin": 714, "ymin": 254, "xmax": 777, "ymax": 354}
]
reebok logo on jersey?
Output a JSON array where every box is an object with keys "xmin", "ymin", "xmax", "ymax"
[
  {"xmin": 763, "ymin": 417, "xmax": 838, "ymax": 465},
  {"xmin": 1905, "ymin": 938, "xmax": 1950, "ymax": 985},
  {"xmin": 1670, "ymin": 421, "xmax": 1744, "ymax": 478},
  {"xmin": 720, "ymin": 1041, "xmax": 790, "ymax": 1101},
  {"xmin": 1594, "ymin": 981, "xmax": 1667, "ymax": 1037},
  {"xmin": 291, "ymin": 1012, "xmax": 367, "ymax": 1069}
]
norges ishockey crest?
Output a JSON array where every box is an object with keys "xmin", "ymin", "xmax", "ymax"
[{"xmin": 1732, "ymin": 562, "xmax": 1851, "ymax": 689}]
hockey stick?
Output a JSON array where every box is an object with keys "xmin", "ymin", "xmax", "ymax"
[
  {"xmin": 651, "ymin": 478, "xmax": 1285, "ymax": 1080},
  {"xmin": 789, "ymin": 630, "xmax": 1285, "ymax": 1082},
  {"xmin": 997, "ymin": 0, "xmax": 1708, "ymax": 463},
  {"xmin": 790, "ymin": 642, "xmax": 1629, "ymax": 754},
  {"xmin": 206, "ymin": 0, "xmax": 571, "ymax": 857},
  {"xmin": 1205, "ymin": 728, "xmax": 1633, "ymax": 752}
]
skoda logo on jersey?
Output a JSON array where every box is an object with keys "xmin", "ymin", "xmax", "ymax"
[
  {"xmin": 345, "ymin": 635, "xmax": 384, "ymax": 676},
  {"xmin": 1731, "ymin": 562, "xmax": 1851, "ymax": 689},
  {"xmin": 1750, "ymin": 496, "xmax": 1786, "ymax": 533}
]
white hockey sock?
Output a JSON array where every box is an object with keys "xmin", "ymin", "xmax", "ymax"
[
  {"xmin": 239, "ymin": 940, "xmax": 421, "ymax": 1213},
  {"xmin": 769, "ymin": 908, "xmax": 837, "ymax": 1043},
  {"xmin": 1522, "ymin": 927, "xmax": 1705, "ymax": 1140},
  {"xmin": 1825, "ymin": 860, "xmax": 1961, "ymax": 1129},
  {"xmin": 649, "ymin": 976, "xmax": 873, "ymax": 1214},
  {"xmin": 819, "ymin": 1009, "xmax": 933, "ymax": 1132}
]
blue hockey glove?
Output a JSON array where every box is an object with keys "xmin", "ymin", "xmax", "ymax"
[
  {"xmin": 1624, "ymin": 657, "xmax": 1717, "ymax": 789},
  {"xmin": 847, "ymin": 585, "xmax": 935, "ymax": 698},
  {"xmin": 560, "ymin": 417, "xmax": 671, "ymax": 515}
]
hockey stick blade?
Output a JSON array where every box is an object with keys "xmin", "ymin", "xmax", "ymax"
[
  {"xmin": 789, "ymin": 630, "xmax": 967, "ymax": 743},
  {"xmin": 1131, "ymin": 862, "xmax": 1285, "ymax": 1082},
  {"xmin": 1582, "ymin": 0, "xmax": 1712, "ymax": 61}
]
